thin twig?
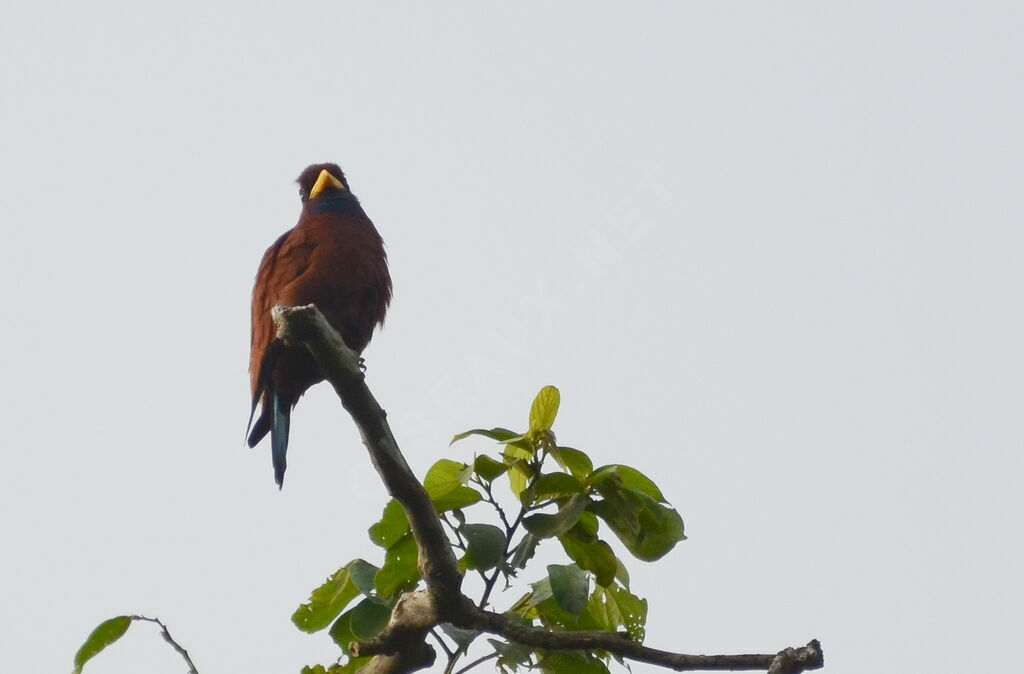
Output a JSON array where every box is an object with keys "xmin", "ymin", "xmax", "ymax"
[
  {"xmin": 429, "ymin": 628, "xmax": 455, "ymax": 660},
  {"xmin": 453, "ymin": 651, "xmax": 499, "ymax": 674},
  {"xmin": 479, "ymin": 500, "xmax": 528, "ymax": 609},
  {"xmin": 130, "ymin": 616, "xmax": 199, "ymax": 674},
  {"xmin": 478, "ymin": 479, "xmax": 511, "ymax": 531}
]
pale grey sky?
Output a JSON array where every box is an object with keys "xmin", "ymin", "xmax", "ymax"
[{"xmin": 2, "ymin": 3, "xmax": 1022, "ymax": 673}]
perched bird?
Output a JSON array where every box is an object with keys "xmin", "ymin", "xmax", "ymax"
[{"xmin": 248, "ymin": 163, "xmax": 392, "ymax": 487}]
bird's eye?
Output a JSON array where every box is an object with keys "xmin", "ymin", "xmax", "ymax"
[{"xmin": 299, "ymin": 188, "xmax": 308, "ymax": 200}]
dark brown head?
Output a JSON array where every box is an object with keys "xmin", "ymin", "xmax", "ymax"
[{"xmin": 297, "ymin": 163, "xmax": 351, "ymax": 202}]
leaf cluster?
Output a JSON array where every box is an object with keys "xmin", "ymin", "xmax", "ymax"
[{"xmin": 297, "ymin": 386, "xmax": 686, "ymax": 674}]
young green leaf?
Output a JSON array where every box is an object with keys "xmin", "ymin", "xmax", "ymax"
[
  {"xmin": 424, "ymin": 459, "xmax": 482, "ymax": 511},
  {"xmin": 548, "ymin": 564, "xmax": 589, "ymax": 616},
  {"xmin": 451, "ymin": 427, "xmax": 521, "ymax": 445},
  {"xmin": 73, "ymin": 615, "xmax": 132, "ymax": 674},
  {"xmin": 424, "ymin": 459, "xmax": 471, "ymax": 499},
  {"xmin": 432, "ymin": 486, "xmax": 482, "ymax": 512},
  {"xmin": 529, "ymin": 386, "xmax": 561, "ymax": 435},
  {"xmin": 503, "ymin": 445, "xmax": 534, "ymax": 497},
  {"xmin": 292, "ymin": 562, "xmax": 365, "ymax": 632}
]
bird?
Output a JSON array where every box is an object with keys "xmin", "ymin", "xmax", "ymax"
[{"xmin": 247, "ymin": 163, "xmax": 392, "ymax": 487}]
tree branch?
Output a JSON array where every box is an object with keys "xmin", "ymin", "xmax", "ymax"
[
  {"xmin": 272, "ymin": 304, "xmax": 825, "ymax": 674},
  {"xmin": 130, "ymin": 615, "xmax": 200, "ymax": 674}
]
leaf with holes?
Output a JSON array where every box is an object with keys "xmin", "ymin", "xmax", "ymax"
[
  {"xmin": 587, "ymin": 584, "xmax": 648, "ymax": 643},
  {"xmin": 292, "ymin": 562, "xmax": 365, "ymax": 632},
  {"xmin": 374, "ymin": 532, "xmax": 420, "ymax": 598},
  {"xmin": 368, "ymin": 499, "xmax": 409, "ymax": 549}
]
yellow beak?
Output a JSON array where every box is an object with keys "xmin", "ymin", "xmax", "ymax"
[{"xmin": 309, "ymin": 169, "xmax": 346, "ymax": 199}]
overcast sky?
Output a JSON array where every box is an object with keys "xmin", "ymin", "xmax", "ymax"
[{"xmin": 2, "ymin": 3, "xmax": 1022, "ymax": 673}]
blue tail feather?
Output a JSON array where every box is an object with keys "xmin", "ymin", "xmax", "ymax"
[{"xmin": 271, "ymin": 391, "xmax": 290, "ymax": 489}]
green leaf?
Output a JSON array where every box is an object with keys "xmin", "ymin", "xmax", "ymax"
[
  {"xmin": 473, "ymin": 454, "xmax": 509, "ymax": 482},
  {"xmin": 73, "ymin": 615, "xmax": 132, "ymax": 674},
  {"xmin": 534, "ymin": 594, "xmax": 601, "ymax": 632},
  {"xmin": 440, "ymin": 622, "xmax": 480, "ymax": 651},
  {"xmin": 504, "ymin": 436, "xmax": 535, "ymax": 453},
  {"xmin": 590, "ymin": 478, "xmax": 685, "ymax": 561},
  {"xmin": 488, "ymin": 638, "xmax": 534, "ymax": 668},
  {"xmin": 533, "ymin": 473, "xmax": 585, "ymax": 500},
  {"xmin": 575, "ymin": 511, "xmax": 599, "ymax": 539},
  {"xmin": 549, "ymin": 446, "xmax": 593, "ymax": 480},
  {"xmin": 292, "ymin": 562, "xmax": 365, "ymax": 632},
  {"xmin": 461, "ymin": 523, "xmax": 508, "ymax": 571},
  {"xmin": 509, "ymin": 577, "xmax": 554, "ymax": 618},
  {"xmin": 433, "ymin": 486, "xmax": 482, "ymax": 512},
  {"xmin": 614, "ymin": 558, "xmax": 631, "ymax": 589},
  {"xmin": 328, "ymin": 610, "xmax": 356, "ymax": 648},
  {"xmin": 503, "ymin": 445, "xmax": 534, "ymax": 497},
  {"xmin": 548, "ymin": 564, "xmax": 589, "ymax": 616},
  {"xmin": 588, "ymin": 464, "xmax": 666, "ymax": 502},
  {"xmin": 451, "ymin": 427, "xmax": 521, "ymax": 445},
  {"xmin": 424, "ymin": 459, "xmax": 481, "ymax": 511},
  {"xmin": 424, "ymin": 459, "xmax": 470, "ymax": 498},
  {"xmin": 349, "ymin": 598, "xmax": 391, "ymax": 641},
  {"xmin": 509, "ymin": 533, "xmax": 540, "ymax": 569},
  {"xmin": 349, "ymin": 560, "xmax": 380, "ymax": 599},
  {"xmin": 374, "ymin": 532, "xmax": 420, "ymax": 598},
  {"xmin": 529, "ymin": 386, "xmax": 561, "ymax": 435},
  {"xmin": 523, "ymin": 494, "xmax": 589, "ymax": 538},
  {"xmin": 368, "ymin": 499, "xmax": 409, "ymax": 549},
  {"xmin": 558, "ymin": 535, "xmax": 617, "ymax": 587},
  {"xmin": 587, "ymin": 584, "xmax": 648, "ymax": 643},
  {"xmin": 327, "ymin": 610, "xmax": 374, "ymax": 674},
  {"xmin": 302, "ymin": 663, "xmax": 352, "ymax": 674}
]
